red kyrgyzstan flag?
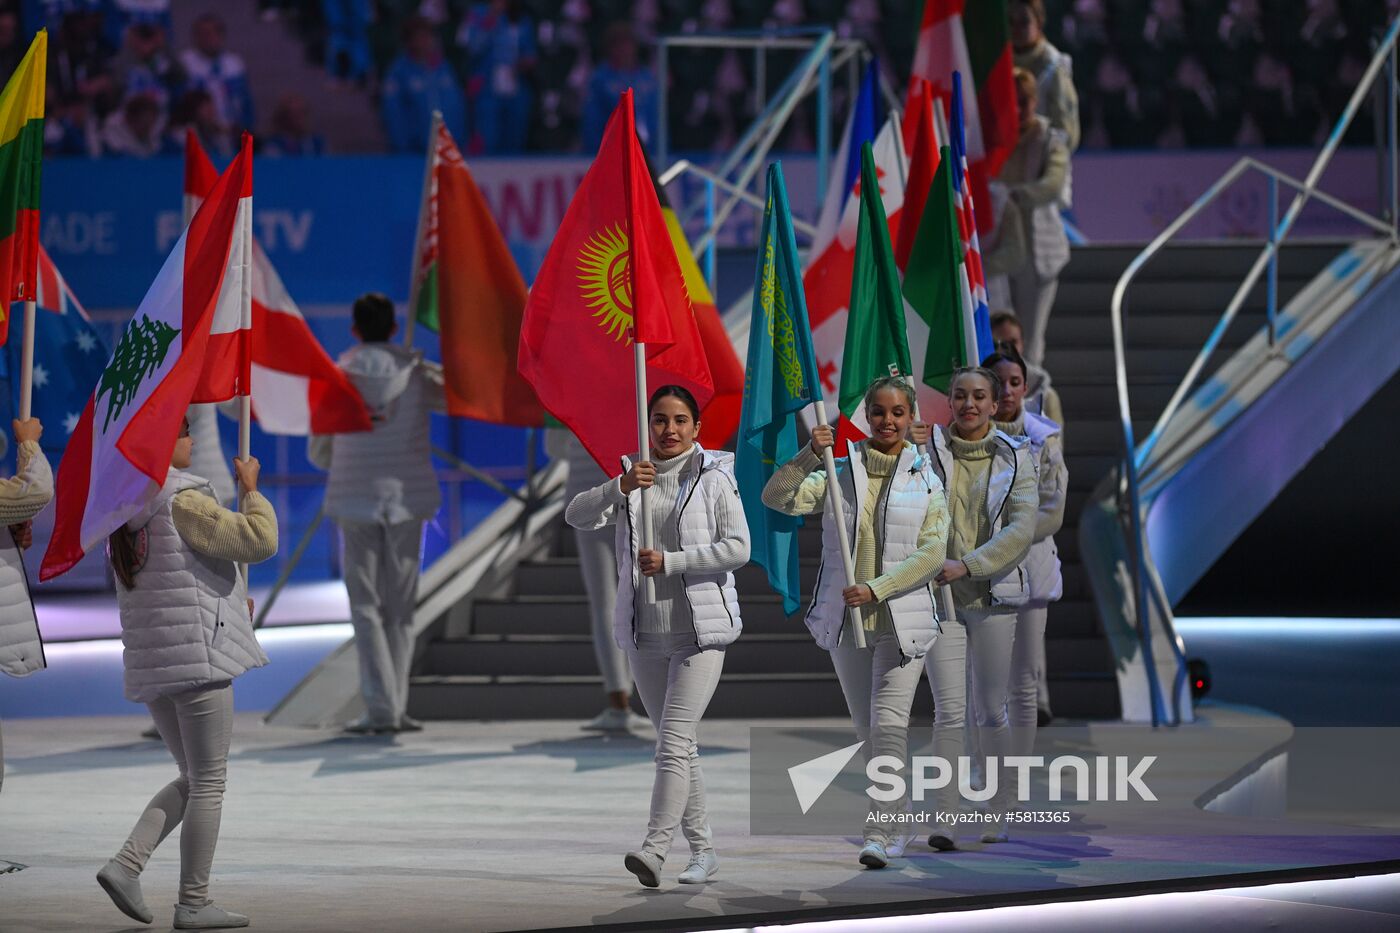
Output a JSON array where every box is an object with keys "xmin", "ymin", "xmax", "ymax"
[{"xmin": 518, "ymin": 89, "xmax": 713, "ymax": 475}]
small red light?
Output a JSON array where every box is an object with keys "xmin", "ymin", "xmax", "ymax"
[{"xmin": 1195, "ymin": 680, "xmax": 1204, "ymax": 688}]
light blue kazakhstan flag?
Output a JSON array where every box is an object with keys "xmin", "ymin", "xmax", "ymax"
[{"xmin": 735, "ymin": 162, "xmax": 822, "ymax": 614}]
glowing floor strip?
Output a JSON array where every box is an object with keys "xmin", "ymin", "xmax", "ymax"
[{"xmin": 709, "ymin": 872, "xmax": 1400, "ymax": 931}]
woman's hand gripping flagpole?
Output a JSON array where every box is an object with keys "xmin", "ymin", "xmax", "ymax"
[{"xmin": 812, "ymin": 400, "xmax": 864, "ymax": 649}]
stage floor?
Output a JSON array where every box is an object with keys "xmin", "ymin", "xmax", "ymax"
[{"xmin": 3, "ymin": 715, "xmax": 1399, "ymax": 933}]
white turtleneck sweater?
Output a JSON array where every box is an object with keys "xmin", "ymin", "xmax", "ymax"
[{"xmin": 565, "ymin": 444, "xmax": 748, "ymax": 636}]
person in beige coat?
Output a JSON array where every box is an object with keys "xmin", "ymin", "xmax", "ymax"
[
  {"xmin": 997, "ymin": 68, "xmax": 1071, "ymax": 368},
  {"xmin": 0, "ymin": 417, "xmax": 53, "ymax": 876}
]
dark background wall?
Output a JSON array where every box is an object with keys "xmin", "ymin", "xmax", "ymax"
[{"xmin": 1178, "ymin": 371, "xmax": 1400, "ymax": 617}]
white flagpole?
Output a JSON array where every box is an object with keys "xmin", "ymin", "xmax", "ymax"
[
  {"xmin": 238, "ymin": 187, "xmax": 252, "ymax": 465},
  {"xmin": 633, "ymin": 336, "xmax": 655, "ymax": 603},
  {"xmin": 17, "ymin": 299, "xmax": 35, "ymax": 419},
  {"xmin": 813, "ymin": 399, "xmax": 864, "ymax": 649},
  {"xmin": 404, "ymin": 110, "xmax": 442, "ymax": 352}
]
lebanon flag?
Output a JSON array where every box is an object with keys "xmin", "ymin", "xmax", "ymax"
[
  {"xmin": 0, "ymin": 29, "xmax": 46, "ymax": 344},
  {"xmin": 186, "ymin": 131, "xmax": 369, "ymax": 434},
  {"xmin": 649, "ymin": 159, "xmax": 744, "ymax": 448},
  {"xmin": 410, "ymin": 120, "xmax": 543, "ymax": 426},
  {"xmin": 41, "ymin": 139, "xmax": 253, "ymax": 580},
  {"xmin": 911, "ymin": 0, "xmax": 1017, "ymax": 236},
  {"xmin": 518, "ymin": 89, "xmax": 713, "ymax": 475}
]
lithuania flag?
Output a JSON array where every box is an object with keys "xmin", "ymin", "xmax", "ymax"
[{"xmin": 0, "ymin": 30, "xmax": 45, "ymax": 344}]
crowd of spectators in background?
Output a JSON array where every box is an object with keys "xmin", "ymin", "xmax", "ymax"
[{"xmin": 6, "ymin": 0, "xmax": 1400, "ymax": 158}]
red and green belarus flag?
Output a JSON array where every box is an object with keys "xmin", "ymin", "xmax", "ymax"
[
  {"xmin": 411, "ymin": 120, "xmax": 544, "ymax": 426},
  {"xmin": 41, "ymin": 138, "xmax": 254, "ymax": 581},
  {"xmin": 0, "ymin": 29, "xmax": 46, "ymax": 344}
]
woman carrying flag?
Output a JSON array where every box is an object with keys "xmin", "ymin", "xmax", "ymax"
[
  {"xmin": 762, "ymin": 377, "xmax": 950, "ymax": 869},
  {"xmin": 929, "ymin": 367, "xmax": 1039, "ymax": 844},
  {"xmin": 98, "ymin": 413, "xmax": 277, "ymax": 930},
  {"xmin": 565, "ymin": 385, "xmax": 750, "ymax": 889}
]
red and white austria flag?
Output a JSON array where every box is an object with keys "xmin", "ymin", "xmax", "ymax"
[
  {"xmin": 185, "ymin": 132, "xmax": 369, "ymax": 435},
  {"xmin": 40, "ymin": 138, "xmax": 253, "ymax": 581}
]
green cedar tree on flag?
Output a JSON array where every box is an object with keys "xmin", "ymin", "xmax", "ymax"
[
  {"xmin": 902, "ymin": 145, "xmax": 969, "ymax": 394},
  {"xmin": 837, "ymin": 142, "xmax": 913, "ymax": 439},
  {"xmin": 735, "ymin": 162, "xmax": 820, "ymax": 614}
]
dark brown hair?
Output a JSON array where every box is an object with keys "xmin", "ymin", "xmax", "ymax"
[
  {"xmin": 648, "ymin": 384, "xmax": 700, "ymax": 420},
  {"xmin": 109, "ymin": 528, "xmax": 139, "ymax": 589},
  {"xmin": 981, "ymin": 342, "xmax": 1028, "ymax": 381}
]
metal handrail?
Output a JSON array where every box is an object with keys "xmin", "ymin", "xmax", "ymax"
[
  {"xmin": 1109, "ymin": 15, "xmax": 1400, "ymax": 726},
  {"xmin": 658, "ymin": 159, "xmax": 820, "ymax": 238}
]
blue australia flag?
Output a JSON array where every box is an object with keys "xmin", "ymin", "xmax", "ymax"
[{"xmin": 1, "ymin": 244, "xmax": 108, "ymax": 457}]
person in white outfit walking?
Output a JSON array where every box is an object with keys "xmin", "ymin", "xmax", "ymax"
[
  {"xmin": 565, "ymin": 385, "xmax": 750, "ymax": 889},
  {"xmin": 762, "ymin": 377, "xmax": 950, "ymax": 869},
  {"xmin": 0, "ymin": 417, "xmax": 53, "ymax": 875},
  {"xmin": 984, "ymin": 345, "xmax": 1067, "ymax": 749},
  {"xmin": 98, "ymin": 413, "xmax": 278, "ymax": 930},
  {"xmin": 309, "ymin": 292, "xmax": 446, "ymax": 735},
  {"xmin": 928, "ymin": 368, "xmax": 1039, "ymax": 844},
  {"xmin": 544, "ymin": 427, "xmax": 645, "ymax": 732}
]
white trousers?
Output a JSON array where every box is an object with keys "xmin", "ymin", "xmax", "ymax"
[
  {"xmin": 829, "ymin": 625, "xmax": 925, "ymax": 845},
  {"xmin": 920, "ymin": 615, "xmax": 967, "ymax": 828},
  {"xmin": 341, "ymin": 519, "xmax": 423, "ymax": 727},
  {"xmin": 1008, "ymin": 266, "xmax": 1059, "ymax": 368},
  {"xmin": 1009, "ymin": 605, "xmax": 1049, "ymax": 758},
  {"xmin": 627, "ymin": 632, "xmax": 724, "ymax": 861},
  {"xmin": 574, "ymin": 525, "xmax": 631, "ymax": 694},
  {"xmin": 116, "ymin": 684, "xmax": 234, "ymax": 907},
  {"xmin": 963, "ymin": 607, "xmax": 1019, "ymax": 814}
]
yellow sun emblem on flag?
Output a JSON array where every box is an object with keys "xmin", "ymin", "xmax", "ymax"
[{"xmin": 577, "ymin": 224, "xmax": 634, "ymax": 343}]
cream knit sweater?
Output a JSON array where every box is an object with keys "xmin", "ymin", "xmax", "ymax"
[
  {"xmin": 944, "ymin": 429, "xmax": 1039, "ymax": 610},
  {"xmin": 170, "ymin": 490, "xmax": 279, "ymax": 563},
  {"xmin": 763, "ymin": 442, "xmax": 948, "ymax": 632}
]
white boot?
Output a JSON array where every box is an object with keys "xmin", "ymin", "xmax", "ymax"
[{"xmin": 677, "ymin": 850, "xmax": 717, "ymax": 884}]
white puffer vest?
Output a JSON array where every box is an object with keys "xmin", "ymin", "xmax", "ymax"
[
  {"xmin": 806, "ymin": 442, "xmax": 944, "ymax": 660},
  {"xmin": 1016, "ymin": 411, "xmax": 1064, "ymax": 605},
  {"xmin": 930, "ymin": 428, "xmax": 1034, "ymax": 609},
  {"xmin": 324, "ymin": 344, "xmax": 441, "ymax": 524},
  {"xmin": 0, "ymin": 445, "xmax": 52, "ymax": 678},
  {"xmin": 613, "ymin": 445, "xmax": 744, "ymax": 650},
  {"xmin": 116, "ymin": 470, "xmax": 269, "ymax": 703}
]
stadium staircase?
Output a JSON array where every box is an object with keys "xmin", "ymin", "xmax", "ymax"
[
  {"xmin": 399, "ymin": 241, "xmax": 1337, "ymax": 724},
  {"xmin": 175, "ymin": 0, "xmax": 384, "ymax": 152}
]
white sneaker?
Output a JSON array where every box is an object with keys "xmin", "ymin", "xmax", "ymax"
[
  {"xmin": 677, "ymin": 850, "xmax": 717, "ymax": 883},
  {"xmin": 173, "ymin": 902, "xmax": 249, "ymax": 929},
  {"xmin": 885, "ymin": 831, "xmax": 912, "ymax": 858},
  {"xmin": 623, "ymin": 850, "xmax": 662, "ymax": 888},
  {"xmin": 980, "ymin": 814, "xmax": 1009, "ymax": 844},
  {"xmin": 858, "ymin": 841, "xmax": 889, "ymax": 869},
  {"xmin": 583, "ymin": 708, "xmax": 632, "ymax": 732},
  {"xmin": 97, "ymin": 860, "xmax": 152, "ymax": 924}
]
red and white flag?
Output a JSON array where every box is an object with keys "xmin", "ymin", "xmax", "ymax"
[
  {"xmin": 40, "ymin": 138, "xmax": 253, "ymax": 581},
  {"xmin": 185, "ymin": 132, "xmax": 369, "ymax": 435},
  {"xmin": 911, "ymin": 0, "xmax": 1016, "ymax": 236}
]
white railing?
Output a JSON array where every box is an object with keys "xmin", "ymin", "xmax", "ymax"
[{"xmin": 1108, "ymin": 17, "xmax": 1400, "ymax": 726}]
